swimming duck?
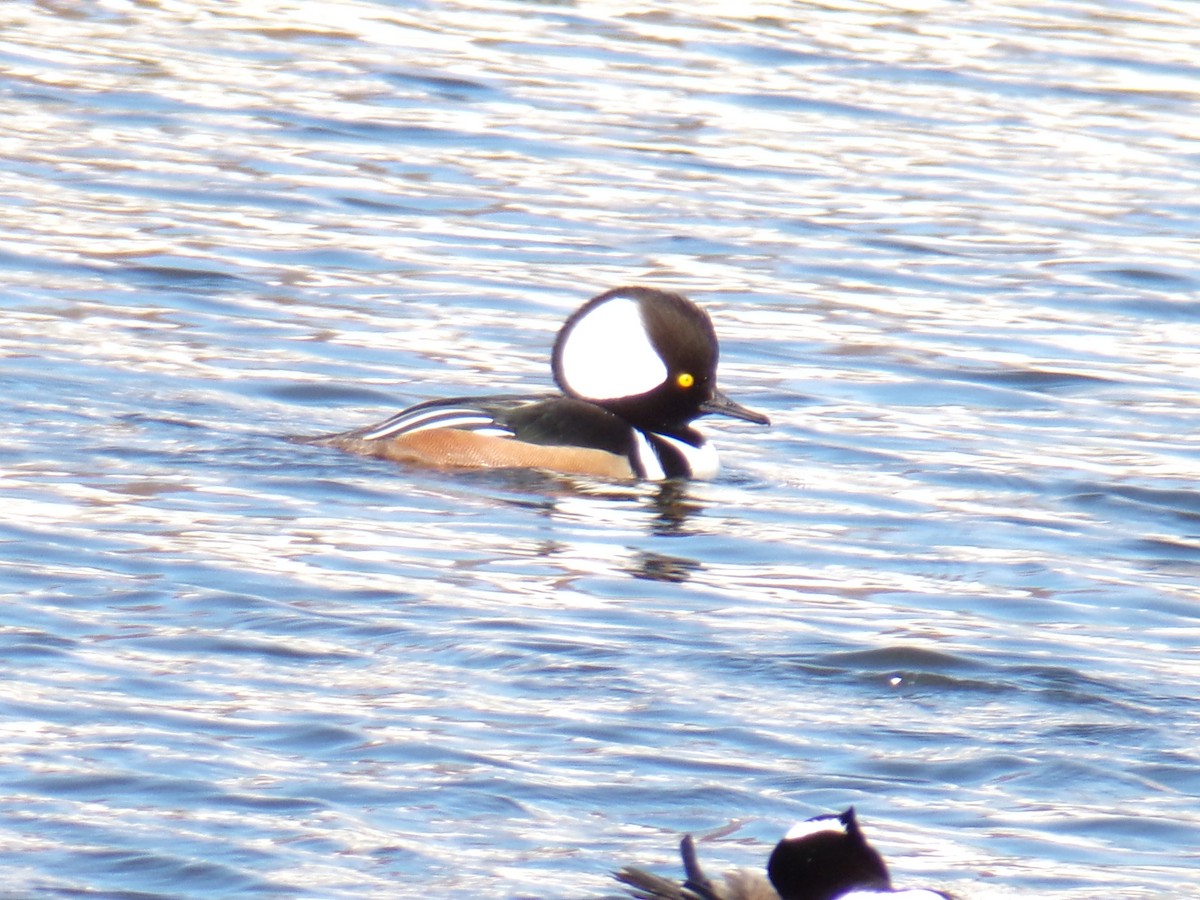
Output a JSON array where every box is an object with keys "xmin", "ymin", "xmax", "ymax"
[
  {"xmin": 304, "ymin": 286, "xmax": 769, "ymax": 479},
  {"xmin": 615, "ymin": 808, "xmax": 953, "ymax": 900}
]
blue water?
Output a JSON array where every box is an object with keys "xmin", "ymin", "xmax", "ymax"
[{"xmin": 2, "ymin": 1, "xmax": 1199, "ymax": 897}]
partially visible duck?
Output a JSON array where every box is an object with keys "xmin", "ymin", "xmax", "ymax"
[{"xmin": 615, "ymin": 808, "xmax": 953, "ymax": 900}]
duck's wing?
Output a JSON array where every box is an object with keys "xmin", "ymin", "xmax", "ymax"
[
  {"xmin": 615, "ymin": 865, "xmax": 697, "ymax": 900},
  {"xmin": 485, "ymin": 396, "xmax": 634, "ymax": 454},
  {"xmin": 614, "ymin": 836, "xmax": 733, "ymax": 900},
  {"xmin": 304, "ymin": 394, "xmax": 634, "ymax": 452},
  {"xmin": 617, "ymin": 867, "xmax": 730, "ymax": 900},
  {"xmin": 679, "ymin": 835, "xmax": 723, "ymax": 899},
  {"xmin": 305, "ymin": 395, "xmax": 533, "ymax": 443}
]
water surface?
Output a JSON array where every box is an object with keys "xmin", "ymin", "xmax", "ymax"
[{"xmin": 2, "ymin": 1, "xmax": 1199, "ymax": 898}]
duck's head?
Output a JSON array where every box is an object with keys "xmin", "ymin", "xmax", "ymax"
[
  {"xmin": 551, "ymin": 286, "xmax": 770, "ymax": 436},
  {"xmin": 767, "ymin": 808, "xmax": 893, "ymax": 900}
]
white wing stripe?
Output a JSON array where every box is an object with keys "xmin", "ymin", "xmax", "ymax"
[{"xmin": 359, "ymin": 407, "xmax": 512, "ymax": 441}]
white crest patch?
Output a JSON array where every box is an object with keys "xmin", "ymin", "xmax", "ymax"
[
  {"xmin": 783, "ymin": 817, "xmax": 847, "ymax": 842},
  {"xmin": 557, "ymin": 296, "xmax": 667, "ymax": 401}
]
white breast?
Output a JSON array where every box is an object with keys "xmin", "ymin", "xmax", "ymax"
[{"xmin": 647, "ymin": 433, "xmax": 721, "ymax": 480}]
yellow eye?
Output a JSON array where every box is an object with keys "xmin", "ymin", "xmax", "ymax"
[{"xmin": 677, "ymin": 372, "xmax": 695, "ymax": 389}]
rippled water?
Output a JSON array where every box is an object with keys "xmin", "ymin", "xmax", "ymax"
[{"xmin": 3, "ymin": 1, "xmax": 1200, "ymax": 898}]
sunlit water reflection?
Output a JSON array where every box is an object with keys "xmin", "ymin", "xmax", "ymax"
[{"xmin": 2, "ymin": 1, "xmax": 1199, "ymax": 898}]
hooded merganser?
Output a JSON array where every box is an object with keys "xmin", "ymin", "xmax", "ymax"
[
  {"xmin": 615, "ymin": 808, "xmax": 954, "ymax": 900},
  {"xmin": 304, "ymin": 286, "xmax": 769, "ymax": 480}
]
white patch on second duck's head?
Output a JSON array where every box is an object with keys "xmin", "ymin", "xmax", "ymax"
[
  {"xmin": 783, "ymin": 817, "xmax": 848, "ymax": 842},
  {"xmin": 556, "ymin": 295, "xmax": 668, "ymax": 401}
]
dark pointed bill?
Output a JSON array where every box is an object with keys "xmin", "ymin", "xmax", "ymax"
[{"xmin": 701, "ymin": 389, "xmax": 771, "ymax": 425}]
